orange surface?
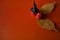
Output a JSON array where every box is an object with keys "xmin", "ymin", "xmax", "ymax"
[{"xmin": 0, "ymin": 0, "xmax": 60, "ymax": 40}]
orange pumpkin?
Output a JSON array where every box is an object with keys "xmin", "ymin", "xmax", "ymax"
[{"xmin": 0, "ymin": 0, "xmax": 60, "ymax": 40}]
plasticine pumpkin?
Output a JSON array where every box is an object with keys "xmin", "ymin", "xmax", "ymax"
[{"xmin": 0, "ymin": 0, "xmax": 60, "ymax": 40}]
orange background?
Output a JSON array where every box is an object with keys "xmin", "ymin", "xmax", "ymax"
[{"xmin": 0, "ymin": 0, "xmax": 60, "ymax": 40}]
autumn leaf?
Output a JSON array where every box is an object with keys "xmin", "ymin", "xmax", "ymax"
[
  {"xmin": 38, "ymin": 19, "xmax": 58, "ymax": 32},
  {"xmin": 40, "ymin": 2, "xmax": 56, "ymax": 14}
]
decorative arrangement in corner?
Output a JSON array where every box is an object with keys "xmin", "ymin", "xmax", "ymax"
[{"xmin": 31, "ymin": 1, "xmax": 59, "ymax": 32}]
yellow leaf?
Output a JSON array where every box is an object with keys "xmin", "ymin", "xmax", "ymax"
[
  {"xmin": 38, "ymin": 19, "xmax": 58, "ymax": 32},
  {"xmin": 40, "ymin": 2, "xmax": 56, "ymax": 14}
]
